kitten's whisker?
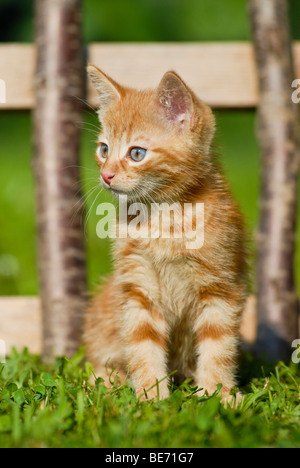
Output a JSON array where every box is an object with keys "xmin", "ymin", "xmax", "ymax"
[
  {"xmin": 63, "ymin": 164, "xmax": 98, "ymax": 174},
  {"xmin": 83, "ymin": 188, "xmax": 102, "ymax": 237},
  {"xmin": 78, "ymin": 186, "xmax": 99, "ymax": 228},
  {"xmin": 75, "ymin": 119, "xmax": 99, "ymax": 130},
  {"xmin": 71, "ymin": 95, "xmax": 99, "ymax": 115},
  {"xmin": 70, "ymin": 184, "xmax": 100, "ymax": 225},
  {"xmin": 76, "ymin": 126, "xmax": 99, "ymax": 138},
  {"xmin": 72, "ymin": 184, "xmax": 101, "ymax": 224},
  {"xmin": 70, "ymin": 177, "xmax": 99, "ymax": 190}
]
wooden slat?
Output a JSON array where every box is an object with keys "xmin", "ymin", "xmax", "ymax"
[
  {"xmin": 0, "ymin": 296, "xmax": 258, "ymax": 354},
  {"xmin": 1, "ymin": 42, "xmax": 299, "ymax": 109},
  {"xmin": 89, "ymin": 42, "xmax": 260, "ymax": 108},
  {"xmin": 0, "ymin": 297, "xmax": 42, "ymax": 354},
  {"xmin": 0, "ymin": 44, "xmax": 35, "ymax": 109},
  {"xmin": 1, "ymin": 295, "xmax": 299, "ymax": 355}
]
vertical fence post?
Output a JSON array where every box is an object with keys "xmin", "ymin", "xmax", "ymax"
[
  {"xmin": 249, "ymin": 0, "xmax": 300, "ymax": 361},
  {"xmin": 34, "ymin": 0, "xmax": 87, "ymax": 359}
]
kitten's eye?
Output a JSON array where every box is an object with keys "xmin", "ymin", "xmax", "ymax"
[
  {"xmin": 98, "ymin": 143, "xmax": 109, "ymax": 159},
  {"xmin": 130, "ymin": 147, "xmax": 147, "ymax": 162}
]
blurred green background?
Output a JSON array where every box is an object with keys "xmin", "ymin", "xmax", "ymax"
[{"xmin": 0, "ymin": 0, "xmax": 299, "ymax": 295}]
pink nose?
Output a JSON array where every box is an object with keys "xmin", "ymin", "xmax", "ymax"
[{"xmin": 102, "ymin": 172, "xmax": 115, "ymax": 185}]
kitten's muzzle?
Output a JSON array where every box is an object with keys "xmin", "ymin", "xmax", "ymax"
[{"xmin": 101, "ymin": 172, "xmax": 116, "ymax": 185}]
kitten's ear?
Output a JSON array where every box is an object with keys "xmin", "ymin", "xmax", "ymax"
[
  {"xmin": 156, "ymin": 71, "xmax": 193, "ymax": 128},
  {"xmin": 87, "ymin": 65, "xmax": 121, "ymax": 111}
]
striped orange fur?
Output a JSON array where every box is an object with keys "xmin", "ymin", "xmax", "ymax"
[{"xmin": 84, "ymin": 67, "xmax": 248, "ymax": 402}]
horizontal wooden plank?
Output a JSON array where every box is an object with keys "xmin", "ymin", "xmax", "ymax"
[
  {"xmin": 0, "ymin": 295, "xmax": 299, "ymax": 356},
  {"xmin": 89, "ymin": 42, "xmax": 260, "ymax": 108},
  {"xmin": 0, "ymin": 42, "xmax": 299, "ymax": 109},
  {"xmin": 0, "ymin": 297, "xmax": 42, "ymax": 355},
  {"xmin": 0, "ymin": 296, "xmax": 258, "ymax": 355},
  {"xmin": 0, "ymin": 44, "xmax": 35, "ymax": 109}
]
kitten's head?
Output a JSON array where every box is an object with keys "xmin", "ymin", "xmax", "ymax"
[{"xmin": 88, "ymin": 66, "xmax": 215, "ymax": 203}]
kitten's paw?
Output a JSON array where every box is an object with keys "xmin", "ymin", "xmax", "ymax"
[
  {"xmin": 90, "ymin": 367, "xmax": 126, "ymax": 389},
  {"xmin": 196, "ymin": 383, "xmax": 243, "ymax": 407},
  {"xmin": 221, "ymin": 391, "xmax": 243, "ymax": 407},
  {"xmin": 137, "ymin": 383, "xmax": 170, "ymax": 401}
]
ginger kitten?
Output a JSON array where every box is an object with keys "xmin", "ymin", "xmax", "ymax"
[{"xmin": 84, "ymin": 66, "xmax": 248, "ymax": 402}]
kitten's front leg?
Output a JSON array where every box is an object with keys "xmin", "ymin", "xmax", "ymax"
[
  {"xmin": 193, "ymin": 296, "xmax": 243, "ymax": 404},
  {"xmin": 121, "ymin": 285, "xmax": 169, "ymax": 401}
]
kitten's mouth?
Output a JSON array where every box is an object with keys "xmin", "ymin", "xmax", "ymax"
[
  {"xmin": 101, "ymin": 179, "xmax": 128, "ymax": 196},
  {"xmin": 110, "ymin": 187, "xmax": 129, "ymax": 197},
  {"xmin": 101, "ymin": 180, "xmax": 156, "ymax": 202}
]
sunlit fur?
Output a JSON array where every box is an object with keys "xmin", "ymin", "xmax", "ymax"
[{"xmin": 84, "ymin": 67, "xmax": 248, "ymax": 402}]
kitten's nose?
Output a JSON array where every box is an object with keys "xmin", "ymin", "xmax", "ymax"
[{"xmin": 102, "ymin": 172, "xmax": 116, "ymax": 185}]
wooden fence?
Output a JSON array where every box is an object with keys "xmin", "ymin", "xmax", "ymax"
[
  {"xmin": 1, "ymin": 41, "xmax": 300, "ymax": 354},
  {"xmin": 1, "ymin": 41, "xmax": 299, "ymax": 110}
]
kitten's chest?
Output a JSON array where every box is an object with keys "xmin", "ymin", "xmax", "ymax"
[
  {"xmin": 116, "ymin": 237, "xmax": 207, "ymax": 319},
  {"xmin": 156, "ymin": 256, "xmax": 198, "ymax": 319}
]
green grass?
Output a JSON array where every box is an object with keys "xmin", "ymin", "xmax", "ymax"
[{"xmin": 0, "ymin": 349, "xmax": 300, "ymax": 448}]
